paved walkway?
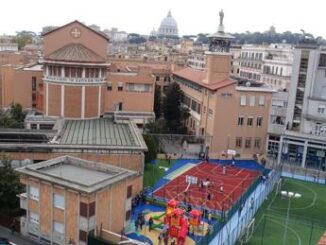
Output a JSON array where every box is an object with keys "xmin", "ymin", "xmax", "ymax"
[{"xmin": 0, "ymin": 226, "xmax": 39, "ymax": 245}]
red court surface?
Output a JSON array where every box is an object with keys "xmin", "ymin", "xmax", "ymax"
[{"xmin": 153, "ymin": 162, "xmax": 261, "ymax": 211}]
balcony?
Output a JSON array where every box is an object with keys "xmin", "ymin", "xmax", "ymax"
[
  {"xmin": 53, "ymin": 231, "xmax": 64, "ymax": 244},
  {"xmin": 270, "ymin": 107, "xmax": 287, "ymax": 117},
  {"xmin": 79, "ymin": 216, "xmax": 95, "ymax": 231},
  {"xmin": 19, "ymin": 193, "xmax": 27, "ymax": 210},
  {"xmin": 28, "ymin": 222, "xmax": 39, "ymax": 236},
  {"xmin": 268, "ymin": 124, "xmax": 286, "ymax": 135},
  {"xmin": 44, "ymin": 75, "xmax": 106, "ymax": 84}
]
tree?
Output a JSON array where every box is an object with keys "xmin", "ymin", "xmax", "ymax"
[
  {"xmin": 10, "ymin": 103, "xmax": 25, "ymax": 123},
  {"xmin": 0, "ymin": 155, "xmax": 23, "ymax": 215},
  {"xmin": 143, "ymin": 134, "xmax": 157, "ymax": 164},
  {"xmin": 0, "ymin": 103, "xmax": 26, "ymax": 128},
  {"xmin": 154, "ymin": 86, "xmax": 162, "ymax": 118},
  {"xmin": 162, "ymin": 82, "xmax": 189, "ymax": 134},
  {"xmin": 15, "ymin": 31, "xmax": 35, "ymax": 50}
]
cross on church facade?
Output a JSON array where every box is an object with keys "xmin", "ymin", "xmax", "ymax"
[{"xmin": 71, "ymin": 28, "xmax": 81, "ymax": 38}]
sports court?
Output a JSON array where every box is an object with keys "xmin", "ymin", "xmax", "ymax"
[{"xmin": 153, "ymin": 161, "xmax": 261, "ymax": 211}]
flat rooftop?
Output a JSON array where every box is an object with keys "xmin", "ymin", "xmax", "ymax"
[
  {"xmin": 58, "ymin": 118, "xmax": 146, "ymax": 150},
  {"xmin": 42, "ymin": 164, "xmax": 112, "ymax": 186},
  {"xmin": 16, "ymin": 156, "xmax": 137, "ymax": 193}
]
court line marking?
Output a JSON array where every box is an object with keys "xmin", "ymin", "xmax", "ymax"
[
  {"xmin": 268, "ymin": 179, "xmax": 318, "ymax": 211},
  {"xmin": 220, "ymin": 174, "xmax": 250, "ymax": 205},
  {"xmin": 264, "ymin": 215, "xmax": 302, "ymax": 245}
]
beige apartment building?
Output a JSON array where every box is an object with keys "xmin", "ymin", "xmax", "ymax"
[
  {"xmin": 17, "ymin": 156, "xmax": 141, "ymax": 245},
  {"xmin": 173, "ymin": 12, "xmax": 274, "ymax": 158}
]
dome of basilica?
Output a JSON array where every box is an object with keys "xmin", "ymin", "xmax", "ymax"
[{"xmin": 158, "ymin": 11, "xmax": 178, "ymax": 38}]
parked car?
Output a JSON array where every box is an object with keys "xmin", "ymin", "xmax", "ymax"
[{"xmin": 0, "ymin": 237, "xmax": 16, "ymax": 245}]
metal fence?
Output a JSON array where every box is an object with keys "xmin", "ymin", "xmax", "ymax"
[
  {"xmin": 266, "ymin": 157, "xmax": 326, "ymax": 184},
  {"xmin": 144, "ymin": 133, "xmax": 213, "ymax": 158},
  {"xmin": 196, "ymin": 168, "xmax": 281, "ymax": 245}
]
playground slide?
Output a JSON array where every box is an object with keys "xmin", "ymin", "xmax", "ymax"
[
  {"xmin": 178, "ymin": 218, "xmax": 188, "ymax": 244},
  {"xmin": 152, "ymin": 212, "xmax": 165, "ymax": 220}
]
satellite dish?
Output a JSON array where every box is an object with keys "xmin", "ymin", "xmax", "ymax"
[{"xmin": 245, "ymin": 81, "xmax": 251, "ymax": 87}]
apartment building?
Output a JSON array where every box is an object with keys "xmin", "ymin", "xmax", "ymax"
[
  {"xmin": 261, "ymin": 44, "xmax": 293, "ymax": 89},
  {"xmin": 239, "ymin": 44, "xmax": 294, "ymax": 90},
  {"xmin": 17, "ymin": 156, "xmax": 141, "ymax": 245},
  {"xmin": 266, "ymin": 43, "xmax": 326, "ymax": 169},
  {"xmin": 239, "ymin": 45, "xmax": 265, "ymax": 82}
]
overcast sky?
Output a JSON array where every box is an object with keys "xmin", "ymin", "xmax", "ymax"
[{"xmin": 0, "ymin": 0, "xmax": 324, "ymax": 38}]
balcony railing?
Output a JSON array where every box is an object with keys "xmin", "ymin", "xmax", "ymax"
[{"xmin": 44, "ymin": 75, "xmax": 106, "ymax": 84}]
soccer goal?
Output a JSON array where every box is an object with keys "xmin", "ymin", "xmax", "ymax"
[
  {"xmin": 275, "ymin": 178, "xmax": 283, "ymax": 195},
  {"xmin": 243, "ymin": 218, "xmax": 256, "ymax": 243}
]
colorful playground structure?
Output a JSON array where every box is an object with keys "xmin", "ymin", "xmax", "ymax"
[{"xmin": 150, "ymin": 199, "xmax": 204, "ymax": 245}]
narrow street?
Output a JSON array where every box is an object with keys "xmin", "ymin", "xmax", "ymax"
[{"xmin": 0, "ymin": 226, "xmax": 39, "ymax": 245}]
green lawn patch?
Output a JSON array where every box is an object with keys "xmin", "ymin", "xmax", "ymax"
[{"xmin": 143, "ymin": 159, "xmax": 176, "ymax": 188}]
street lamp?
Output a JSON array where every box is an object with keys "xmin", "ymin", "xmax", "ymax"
[{"xmin": 281, "ymin": 191, "xmax": 301, "ymax": 245}]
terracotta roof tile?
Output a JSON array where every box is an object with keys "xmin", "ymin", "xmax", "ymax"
[
  {"xmin": 46, "ymin": 43, "xmax": 106, "ymax": 63},
  {"xmin": 173, "ymin": 67, "xmax": 235, "ymax": 90}
]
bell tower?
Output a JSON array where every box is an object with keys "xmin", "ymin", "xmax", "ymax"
[{"xmin": 204, "ymin": 10, "xmax": 234, "ymax": 84}]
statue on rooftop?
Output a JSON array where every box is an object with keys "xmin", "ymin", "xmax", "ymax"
[{"xmin": 219, "ymin": 10, "xmax": 224, "ymax": 26}]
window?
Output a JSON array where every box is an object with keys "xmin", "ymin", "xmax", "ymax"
[
  {"xmin": 53, "ymin": 222, "xmax": 64, "ymax": 234},
  {"xmin": 80, "ymin": 202, "xmax": 88, "ymax": 217},
  {"xmin": 54, "ymin": 194, "xmax": 65, "ymax": 209},
  {"xmin": 118, "ymin": 82, "xmax": 123, "ymax": 91},
  {"xmin": 256, "ymin": 117, "xmax": 263, "ymax": 126},
  {"xmin": 271, "ymin": 116, "xmax": 285, "ymax": 125},
  {"xmin": 32, "ymin": 94, "xmax": 36, "ymax": 101},
  {"xmin": 29, "ymin": 212, "xmax": 39, "ymax": 224},
  {"xmin": 107, "ymin": 82, "xmax": 112, "ymax": 91},
  {"xmin": 79, "ymin": 230, "xmax": 87, "ymax": 242},
  {"xmin": 236, "ymin": 137, "xmax": 242, "ymax": 148},
  {"xmin": 127, "ymin": 185, "xmax": 132, "ymax": 199},
  {"xmin": 238, "ymin": 116, "xmax": 244, "ymax": 126},
  {"xmin": 208, "ymin": 109, "xmax": 213, "ymax": 118},
  {"xmin": 29, "ymin": 186, "xmax": 39, "ymax": 201},
  {"xmin": 125, "ymin": 210, "xmax": 131, "ymax": 221},
  {"xmin": 318, "ymin": 105, "xmax": 325, "ymax": 114},
  {"xmin": 245, "ymin": 138, "xmax": 251, "ymax": 148},
  {"xmin": 258, "ymin": 96, "xmax": 265, "ymax": 106},
  {"xmin": 32, "ymin": 77, "xmax": 37, "ymax": 91},
  {"xmin": 79, "ymin": 202, "xmax": 95, "ymax": 217},
  {"xmin": 249, "ymin": 96, "xmax": 255, "ymax": 106},
  {"xmin": 254, "ymin": 138, "xmax": 261, "ymax": 149},
  {"xmin": 247, "ymin": 117, "xmax": 253, "ymax": 126},
  {"xmin": 183, "ymin": 96, "xmax": 191, "ymax": 107},
  {"xmin": 89, "ymin": 202, "xmax": 95, "ymax": 217},
  {"xmin": 240, "ymin": 95, "xmax": 246, "ymax": 106}
]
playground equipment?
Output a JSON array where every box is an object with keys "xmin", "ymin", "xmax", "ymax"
[
  {"xmin": 167, "ymin": 199, "xmax": 179, "ymax": 215},
  {"xmin": 169, "ymin": 208, "xmax": 188, "ymax": 245},
  {"xmin": 189, "ymin": 209, "xmax": 202, "ymax": 226}
]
